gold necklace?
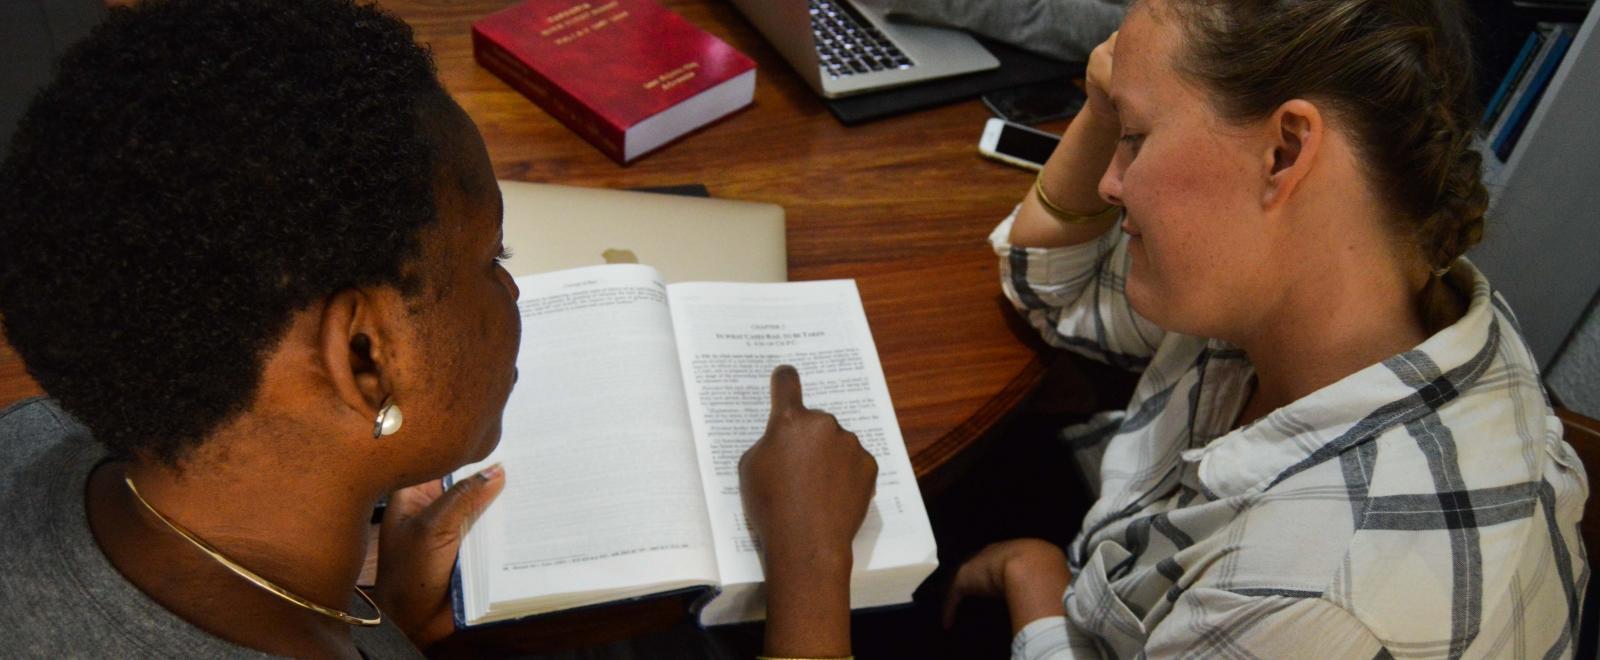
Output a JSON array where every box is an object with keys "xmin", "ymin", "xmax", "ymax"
[{"xmin": 123, "ymin": 475, "xmax": 382, "ymax": 627}]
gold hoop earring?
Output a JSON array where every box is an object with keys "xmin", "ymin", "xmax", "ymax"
[{"xmin": 373, "ymin": 396, "xmax": 403, "ymax": 438}]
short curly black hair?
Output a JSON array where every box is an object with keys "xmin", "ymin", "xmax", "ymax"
[{"xmin": 0, "ymin": 0, "xmax": 447, "ymax": 465}]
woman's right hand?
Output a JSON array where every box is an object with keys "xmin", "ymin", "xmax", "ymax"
[
  {"xmin": 740, "ymin": 366, "xmax": 877, "ymax": 557},
  {"xmin": 1011, "ymin": 30, "xmax": 1125, "ymax": 248},
  {"xmin": 739, "ymin": 365, "xmax": 877, "ymax": 658}
]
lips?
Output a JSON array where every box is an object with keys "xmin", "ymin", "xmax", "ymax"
[{"xmin": 1121, "ymin": 215, "xmax": 1141, "ymax": 237}]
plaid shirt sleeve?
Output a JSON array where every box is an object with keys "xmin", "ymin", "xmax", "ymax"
[
  {"xmin": 1011, "ymin": 592, "xmax": 1389, "ymax": 660},
  {"xmin": 989, "ymin": 210, "xmax": 1165, "ymax": 371},
  {"xmin": 1011, "ymin": 616, "xmax": 1080, "ymax": 659},
  {"xmin": 1144, "ymin": 590, "xmax": 1384, "ymax": 658}
]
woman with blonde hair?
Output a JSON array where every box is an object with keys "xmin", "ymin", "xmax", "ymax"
[{"xmin": 944, "ymin": 0, "xmax": 1589, "ymax": 656}]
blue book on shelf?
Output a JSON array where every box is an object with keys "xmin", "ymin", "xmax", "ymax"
[
  {"xmin": 1493, "ymin": 26, "xmax": 1575, "ymax": 161},
  {"xmin": 1481, "ymin": 31, "xmax": 1543, "ymax": 130},
  {"xmin": 1484, "ymin": 24, "xmax": 1564, "ymax": 151}
]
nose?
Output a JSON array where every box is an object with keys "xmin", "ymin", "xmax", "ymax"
[{"xmin": 1098, "ymin": 152, "xmax": 1125, "ymax": 208}]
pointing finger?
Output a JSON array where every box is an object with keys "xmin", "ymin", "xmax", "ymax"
[{"xmin": 769, "ymin": 364, "xmax": 804, "ymax": 414}]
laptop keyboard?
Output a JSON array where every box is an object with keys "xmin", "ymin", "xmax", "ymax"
[{"xmin": 810, "ymin": 0, "xmax": 914, "ymax": 79}]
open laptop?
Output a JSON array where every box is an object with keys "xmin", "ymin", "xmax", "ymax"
[
  {"xmin": 496, "ymin": 180, "xmax": 787, "ymax": 283},
  {"xmin": 731, "ymin": 0, "xmax": 999, "ymax": 98}
]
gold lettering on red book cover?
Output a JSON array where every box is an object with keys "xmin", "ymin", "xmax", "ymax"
[
  {"xmin": 642, "ymin": 62, "xmax": 700, "ymax": 92},
  {"xmin": 543, "ymin": 3, "xmax": 591, "ymax": 27},
  {"xmin": 541, "ymin": 1, "xmax": 628, "ymax": 45}
]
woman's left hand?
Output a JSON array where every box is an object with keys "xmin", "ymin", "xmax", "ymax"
[
  {"xmin": 374, "ymin": 465, "xmax": 506, "ymax": 649},
  {"xmin": 943, "ymin": 538, "xmax": 1072, "ymax": 633}
]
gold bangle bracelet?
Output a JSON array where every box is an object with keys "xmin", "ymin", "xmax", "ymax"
[
  {"xmin": 1033, "ymin": 172, "xmax": 1120, "ymax": 225},
  {"xmin": 756, "ymin": 657, "xmax": 854, "ymax": 660}
]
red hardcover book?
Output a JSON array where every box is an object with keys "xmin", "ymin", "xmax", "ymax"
[{"xmin": 472, "ymin": 0, "xmax": 756, "ymax": 164}]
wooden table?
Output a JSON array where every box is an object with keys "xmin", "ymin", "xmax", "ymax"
[
  {"xmin": 0, "ymin": 0, "xmax": 1063, "ymax": 653},
  {"xmin": 0, "ymin": 0, "xmax": 1055, "ymax": 486}
]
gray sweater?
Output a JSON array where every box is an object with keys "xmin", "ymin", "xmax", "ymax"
[
  {"xmin": 883, "ymin": 0, "xmax": 1129, "ymax": 62},
  {"xmin": 0, "ymin": 398, "xmax": 422, "ymax": 658}
]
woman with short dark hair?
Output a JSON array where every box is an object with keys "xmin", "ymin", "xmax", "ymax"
[{"xmin": 0, "ymin": 1, "xmax": 876, "ymax": 657}]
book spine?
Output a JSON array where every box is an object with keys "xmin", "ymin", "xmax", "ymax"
[
  {"xmin": 1492, "ymin": 28, "xmax": 1575, "ymax": 161},
  {"xmin": 471, "ymin": 28, "xmax": 630, "ymax": 164}
]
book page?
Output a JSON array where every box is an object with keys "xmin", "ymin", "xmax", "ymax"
[
  {"xmin": 453, "ymin": 264, "xmax": 717, "ymax": 623},
  {"xmin": 666, "ymin": 280, "xmax": 936, "ymax": 589}
]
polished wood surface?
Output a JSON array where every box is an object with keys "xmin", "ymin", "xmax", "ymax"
[
  {"xmin": 0, "ymin": 341, "xmax": 35, "ymax": 409},
  {"xmin": 0, "ymin": 1, "xmax": 1057, "ymax": 653},
  {"xmin": 413, "ymin": 0, "xmax": 1056, "ymax": 489},
  {"xmin": 0, "ymin": 0, "xmax": 1053, "ymax": 485}
]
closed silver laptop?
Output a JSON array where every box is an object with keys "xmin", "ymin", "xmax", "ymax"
[
  {"xmin": 731, "ymin": 0, "xmax": 999, "ymax": 99},
  {"xmin": 497, "ymin": 180, "xmax": 787, "ymax": 284}
]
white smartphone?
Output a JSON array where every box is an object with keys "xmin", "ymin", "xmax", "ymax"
[{"xmin": 977, "ymin": 117, "xmax": 1061, "ymax": 171}]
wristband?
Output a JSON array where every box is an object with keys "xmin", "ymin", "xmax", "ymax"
[
  {"xmin": 756, "ymin": 657, "xmax": 854, "ymax": 660},
  {"xmin": 1033, "ymin": 173, "xmax": 1120, "ymax": 225}
]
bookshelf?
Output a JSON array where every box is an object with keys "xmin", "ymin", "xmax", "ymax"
[{"xmin": 1470, "ymin": 4, "xmax": 1599, "ymax": 370}]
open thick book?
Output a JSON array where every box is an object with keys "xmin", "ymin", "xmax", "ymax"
[{"xmin": 450, "ymin": 264, "xmax": 938, "ymax": 627}]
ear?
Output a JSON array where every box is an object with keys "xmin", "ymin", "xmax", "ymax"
[
  {"xmin": 318, "ymin": 288, "xmax": 399, "ymax": 428},
  {"xmin": 1261, "ymin": 99, "xmax": 1323, "ymax": 210}
]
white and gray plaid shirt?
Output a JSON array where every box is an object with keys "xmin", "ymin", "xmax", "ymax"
[{"xmin": 990, "ymin": 212, "xmax": 1588, "ymax": 659}]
